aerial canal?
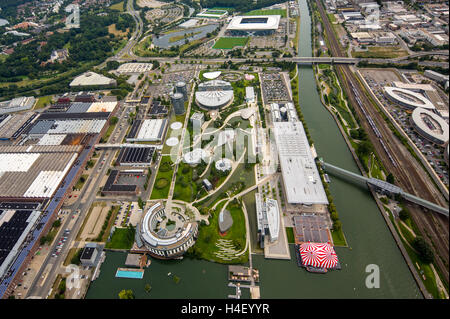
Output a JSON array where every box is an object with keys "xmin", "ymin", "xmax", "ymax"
[
  {"xmin": 86, "ymin": 0, "xmax": 420, "ymax": 299},
  {"xmin": 250, "ymin": 0, "xmax": 420, "ymax": 298}
]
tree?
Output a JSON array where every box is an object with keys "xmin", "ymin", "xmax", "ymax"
[
  {"xmin": 386, "ymin": 173, "xmax": 395, "ymax": 184},
  {"xmin": 412, "ymin": 237, "xmax": 434, "ymax": 264},
  {"xmin": 144, "ymin": 284, "xmax": 152, "ymax": 293},
  {"xmin": 118, "ymin": 289, "xmax": 135, "ymax": 299},
  {"xmin": 399, "ymin": 209, "xmax": 410, "ymax": 221},
  {"xmin": 138, "ymin": 197, "xmax": 144, "ymax": 210},
  {"xmin": 110, "ymin": 116, "xmax": 119, "ymax": 125},
  {"xmin": 333, "ymin": 220, "xmax": 342, "ymax": 231}
]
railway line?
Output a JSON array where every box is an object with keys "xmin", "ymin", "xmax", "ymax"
[{"xmin": 314, "ymin": 0, "xmax": 449, "ymax": 286}]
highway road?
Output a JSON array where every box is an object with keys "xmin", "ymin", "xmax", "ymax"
[
  {"xmin": 26, "ymin": 103, "xmax": 131, "ymax": 298},
  {"xmin": 315, "ymin": 0, "xmax": 449, "ymax": 285}
]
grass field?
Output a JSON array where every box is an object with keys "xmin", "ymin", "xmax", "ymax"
[
  {"xmin": 34, "ymin": 95, "xmax": 53, "ymax": 109},
  {"xmin": 106, "ymin": 227, "xmax": 136, "ymax": 249},
  {"xmin": 285, "ymin": 227, "xmax": 295, "ymax": 244},
  {"xmin": 213, "ymin": 37, "xmax": 249, "ymax": 50},
  {"xmin": 110, "ymin": 1, "xmax": 124, "ymax": 12},
  {"xmin": 352, "ymin": 46, "xmax": 408, "ymax": 59},
  {"xmin": 244, "ymin": 9, "xmax": 287, "ymax": 18},
  {"xmin": 150, "ymin": 156, "xmax": 174, "ymax": 199},
  {"xmin": 191, "ymin": 200, "xmax": 248, "ymax": 264}
]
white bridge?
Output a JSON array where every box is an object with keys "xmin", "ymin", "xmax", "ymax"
[{"xmin": 320, "ymin": 160, "xmax": 449, "ymax": 217}]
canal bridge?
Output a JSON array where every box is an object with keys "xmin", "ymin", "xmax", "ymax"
[
  {"xmin": 290, "ymin": 56, "xmax": 358, "ymax": 65},
  {"xmin": 320, "ymin": 160, "xmax": 449, "ymax": 217}
]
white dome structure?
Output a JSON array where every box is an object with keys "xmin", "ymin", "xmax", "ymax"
[
  {"xmin": 215, "ymin": 158, "xmax": 232, "ymax": 172},
  {"xmin": 183, "ymin": 148, "xmax": 209, "ymax": 165},
  {"xmin": 195, "ymin": 80, "xmax": 234, "ymax": 110},
  {"xmin": 203, "ymin": 71, "xmax": 222, "ymax": 80},
  {"xmin": 170, "ymin": 122, "xmax": 183, "ymax": 130},
  {"xmin": 166, "ymin": 137, "xmax": 179, "ymax": 147}
]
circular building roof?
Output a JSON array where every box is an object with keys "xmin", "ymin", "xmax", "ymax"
[
  {"xmin": 183, "ymin": 148, "xmax": 209, "ymax": 165},
  {"xmin": 203, "ymin": 71, "xmax": 222, "ymax": 80},
  {"xmin": 195, "ymin": 80, "xmax": 234, "ymax": 109},
  {"xmin": 166, "ymin": 137, "xmax": 179, "ymax": 146},
  {"xmin": 215, "ymin": 158, "xmax": 232, "ymax": 172},
  {"xmin": 170, "ymin": 122, "xmax": 183, "ymax": 130},
  {"xmin": 384, "ymin": 87, "xmax": 435, "ymax": 110},
  {"xmin": 411, "ymin": 107, "xmax": 449, "ymax": 145},
  {"xmin": 139, "ymin": 202, "xmax": 198, "ymax": 257}
]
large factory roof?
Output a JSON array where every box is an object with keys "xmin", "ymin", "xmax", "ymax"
[
  {"xmin": 273, "ymin": 121, "xmax": 328, "ymax": 205},
  {"xmin": 227, "ymin": 15, "xmax": 281, "ymax": 31},
  {"xmin": 411, "ymin": 107, "xmax": 449, "ymax": 145},
  {"xmin": 130, "ymin": 119, "xmax": 167, "ymax": 142},
  {"xmin": 0, "ymin": 151, "xmax": 78, "ymax": 198},
  {"xmin": 384, "ymin": 87, "xmax": 435, "ymax": 109},
  {"xmin": 29, "ymin": 119, "xmax": 106, "ymax": 135}
]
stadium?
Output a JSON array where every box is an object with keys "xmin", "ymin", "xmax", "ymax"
[
  {"xmin": 134, "ymin": 202, "xmax": 198, "ymax": 259},
  {"xmin": 195, "ymin": 80, "xmax": 234, "ymax": 110},
  {"xmin": 384, "ymin": 87, "xmax": 435, "ymax": 110},
  {"xmin": 226, "ymin": 15, "xmax": 281, "ymax": 36},
  {"xmin": 411, "ymin": 107, "xmax": 449, "ymax": 145}
]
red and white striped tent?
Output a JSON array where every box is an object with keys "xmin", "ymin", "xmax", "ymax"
[{"xmin": 299, "ymin": 242, "xmax": 339, "ymax": 269}]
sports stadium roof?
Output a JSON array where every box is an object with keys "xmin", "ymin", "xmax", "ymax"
[{"xmin": 227, "ymin": 15, "xmax": 281, "ymax": 31}]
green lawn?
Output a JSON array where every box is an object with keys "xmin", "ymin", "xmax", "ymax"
[
  {"xmin": 352, "ymin": 46, "xmax": 409, "ymax": 59},
  {"xmin": 106, "ymin": 227, "xmax": 136, "ymax": 249},
  {"xmin": 150, "ymin": 156, "xmax": 174, "ymax": 199},
  {"xmin": 213, "ymin": 37, "xmax": 249, "ymax": 50},
  {"xmin": 34, "ymin": 95, "xmax": 53, "ymax": 109},
  {"xmin": 173, "ymin": 162, "xmax": 199, "ymax": 203},
  {"xmin": 331, "ymin": 229, "xmax": 347, "ymax": 247},
  {"xmin": 74, "ymin": 174, "xmax": 89, "ymax": 190},
  {"xmin": 285, "ymin": 227, "xmax": 295, "ymax": 244},
  {"xmin": 244, "ymin": 9, "xmax": 287, "ymax": 18},
  {"xmin": 110, "ymin": 1, "xmax": 124, "ymax": 12},
  {"xmin": 189, "ymin": 199, "xmax": 247, "ymax": 264}
]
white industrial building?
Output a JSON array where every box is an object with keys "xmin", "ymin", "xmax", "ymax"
[
  {"xmin": 0, "ymin": 97, "xmax": 36, "ymax": 115},
  {"xmin": 273, "ymin": 121, "xmax": 328, "ymax": 205},
  {"xmin": 129, "ymin": 119, "xmax": 168, "ymax": 142},
  {"xmin": 255, "ymin": 193, "xmax": 280, "ymax": 247},
  {"xmin": 411, "ymin": 108, "xmax": 449, "ymax": 145},
  {"xmin": 384, "ymin": 87, "xmax": 435, "ymax": 110},
  {"xmin": 70, "ymin": 72, "xmax": 117, "ymax": 87}
]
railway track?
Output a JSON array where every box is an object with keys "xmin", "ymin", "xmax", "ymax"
[{"xmin": 314, "ymin": 0, "xmax": 449, "ymax": 285}]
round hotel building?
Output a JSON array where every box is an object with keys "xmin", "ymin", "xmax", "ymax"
[{"xmin": 136, "ymin": 202, "xmax": 198, "ymax": 259}]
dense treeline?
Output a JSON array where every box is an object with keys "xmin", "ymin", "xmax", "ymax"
[
  {"xmin": 0, "ymin": 0, "xmax": 34, "ymax": 21},
  {"xmin": 0, "ymin": 10, "xmax": 134, "ymax": 98},
  {"xmin": 200, "ymin": 0, "xmax": 286, "ymax": 13}
]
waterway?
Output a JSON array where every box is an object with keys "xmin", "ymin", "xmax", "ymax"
[{"xmin": 86, "ymin": 0, "xmax": 420, "ymax": 299}]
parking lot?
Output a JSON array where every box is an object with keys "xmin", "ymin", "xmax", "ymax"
[
  {"xmin": 361, "ymin": 69, "xmax": 449, "ymax": 187},
  {"xmin": 260, "ymin": 72, "xmax": 291, "ymax": 103}
]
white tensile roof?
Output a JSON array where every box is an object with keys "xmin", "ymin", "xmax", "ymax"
[{"xmin": 227, "ymin": 15, "xmax": 281, "ymax": 31}]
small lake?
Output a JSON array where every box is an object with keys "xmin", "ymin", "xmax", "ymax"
[{"xmin": 153, "ymin": 24, "xmax": 218, "ymax": 49}]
